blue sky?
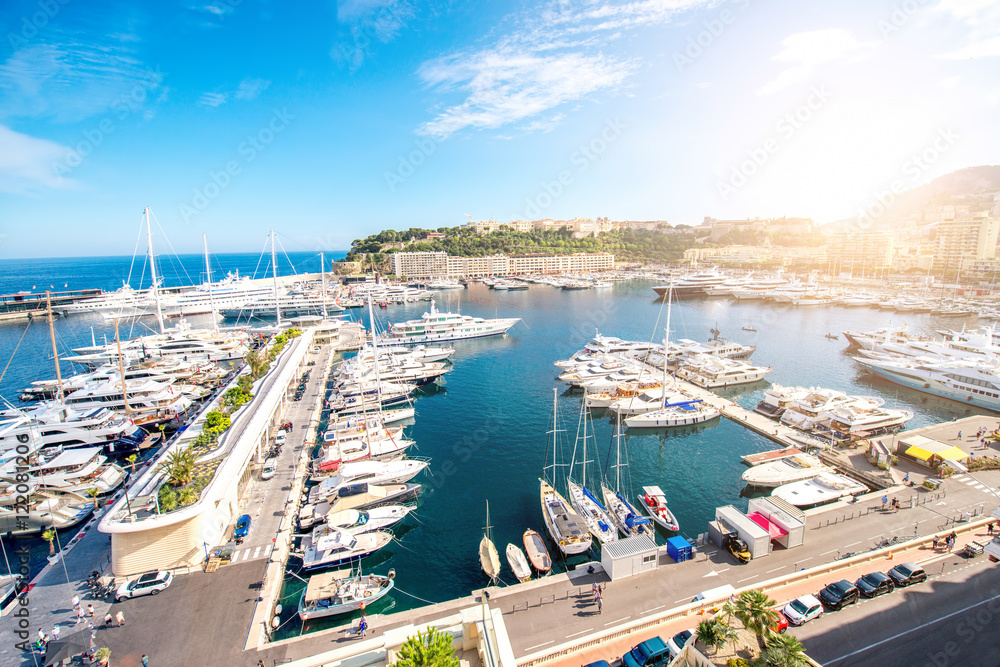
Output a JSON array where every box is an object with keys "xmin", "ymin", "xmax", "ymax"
[{"xmin": 0, "ymin": 0, "xmax": 997, "ymax": 257}]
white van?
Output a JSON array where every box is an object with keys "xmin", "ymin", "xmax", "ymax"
[
  {"xmin": 693, "ymin": 584, "xmax": 736, "ymax": 603},
  {"xmin": 261, "ymin": 458, "xmax": 277, "ymax": 480}
]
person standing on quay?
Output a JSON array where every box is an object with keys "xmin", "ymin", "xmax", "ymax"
[
  {"xmin": 141, "ymin": 655, "xmax": 149, "ymax": 666},
  {"xmin": 115, "ymin": 610, "xmax": 125, "ymax": 627}
]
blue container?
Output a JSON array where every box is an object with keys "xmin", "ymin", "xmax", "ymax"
[{"xmin": 666, "ymin": 535, "xmax": 692, "ymax": 563}]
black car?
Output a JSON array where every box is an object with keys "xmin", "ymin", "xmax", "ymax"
[
  {"xmin": 855, "ymin": 572, "xmax": 895, "ymax": 598},
  {"xmin": 818, "ymin": 579, "xmax": 860, "ymax": 610},
  {"xmin": 887, "ymin": 562, "xmax": 927, "ymax": 587}
]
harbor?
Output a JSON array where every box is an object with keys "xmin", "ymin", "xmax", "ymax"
[{"xmin": 3, "ymin": 268, "xmax": 1000, "ymax": 666}]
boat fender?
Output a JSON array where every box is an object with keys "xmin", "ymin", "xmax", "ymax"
[
  {"xmin": 274, "ymin": 604, "xmax": 282, "ymax": 616},
  {"xmin": 272, "ymin": 616, "xmax": 280, "ymax": 628},
  {"xmin": 364, "ymin": 590, "xmax": 373, "ymax": 597},
  {"xmin": 388, "ymin": 569, "xmax": 396, "ymax": 579},
  {"xmin": 559, "ymin": 540, "xmax": 566, "ymax": 547}
]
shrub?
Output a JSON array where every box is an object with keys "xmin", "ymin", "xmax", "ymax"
[
  {"xmin": 158, "ymin": 486, "xmax": 178, "ymax": 512},
  {"xmin": 205, "ymin": 411, "xmax": 231, "ymax": 433},
  {"xmin": 726, "ymin": 659, "xmax": 750, "ymax": 667}
]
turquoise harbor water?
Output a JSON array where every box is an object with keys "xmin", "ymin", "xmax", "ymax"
[{"xmin": 0, "ymin": 263, "xmax": 992, "ymax": 635}]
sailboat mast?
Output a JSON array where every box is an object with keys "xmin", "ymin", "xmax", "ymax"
[
  {"xmin": 45, "ymin": 292, "xmax": 64, "ymax": 402},
  {"xmin": 270, "ymin": 229, "xmax": 281, "ymax": 324},
  {"xmin": 320, "ymin": 252, "xmax": 328, "ymax": 320},
  {"xmin": 144, "ymin": 207, "xmax": 165, "ymax": 334},
  {"xmin": 114, "ymin": 317, "xmax": 132, "ymax": 417},
  {"xmin": 203, "ymin": 233, "xmax": 218, "ymax": 330},
  {"xmin": 663, "ymin": 281, "xmax": 673, "ymax": 390}
]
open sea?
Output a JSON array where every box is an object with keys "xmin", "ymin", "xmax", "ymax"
[{"xmin": 0, "ymin": 256, "xmax": 992, "ymax": 635}]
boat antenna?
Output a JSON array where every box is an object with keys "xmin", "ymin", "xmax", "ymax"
[
  {"xmin": 144, "ymin": 206, "xmax": 165, "ymax": 334},
  {"xmin": 203, "ymin": 232, "xmax": 218, "ymax": 331},
  {"xmin": 45, "ymin": 292, "xmax": 64, "ymax": 404},
  {"xmin": 320, "ymin": 252, "xmax": 328, "ymax": 320},
  {"xmin": 270, "ymin": 229, "xmax": 281, "ymax": 325}
]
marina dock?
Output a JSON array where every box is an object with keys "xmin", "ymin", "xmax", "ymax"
[{"xmin": 742, "ymin": 446, "xmax": 802, "ymax": 466}]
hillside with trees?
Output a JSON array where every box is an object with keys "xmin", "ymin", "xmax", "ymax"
[{"xmin": 345, "ymin": 225, "xmax": 704, "ymax": 263}]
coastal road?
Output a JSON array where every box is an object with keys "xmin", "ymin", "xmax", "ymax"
[{"xmin": 794, "ymin": 555, "xmax": 1000, "ymax": 667}]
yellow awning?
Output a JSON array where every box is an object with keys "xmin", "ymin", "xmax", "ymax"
[
  {"xmin": 905, "ymin": 446, "xmax": 933, "ymax": 461},
  {"xmin": 935, "ymin": 446, "xmax": 969, "ymax": 462}
]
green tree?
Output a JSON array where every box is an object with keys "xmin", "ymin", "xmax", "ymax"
[
  {"xmin": 395, "ymin": 627, "xmax": 459, "ymax": 667},
  {"xmin": 42, "ymin": 528, "xmax": 57, "ymax": 556},
  {"xmin": 158, "ymin": 486, "xmax": 178, "ymax": 512},
  {"xmin": 245, "ymin": 349, "xmax": 269, "ymax": 378},
  {"xmin": 177, "ymin": 487, "xmax": 199, "ymax": 507},
  {"xmin": 734, "ymin": 589, "xmax": 780, "ymax": 653},
  {"xmin": 759, "ymin": 633, "xmax": 809, "ymax": 667},
  {"xmin": 695, "ymin": 618, "xmax": 736, "ymax": 655},
  {"xmin": 157, "ymin": 449, "xmax": 197, "ymax": 487},
  {"xmin": 126, "ymin": 453, "xmax": 138, "ymax": 476},
  {"xmin": 87, "ymin": 487, "xmax": 100, "ymax": 510}
]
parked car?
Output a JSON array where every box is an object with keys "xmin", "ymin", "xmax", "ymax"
[
  {"xmin": 771, "ymin": 613, "xmax": 788, "ymax": 634},
  {"xmin": 783, "ymin": 594, "xmax": 823, "ymax": 626},
  {"xmin": 622, "ymin": 637, "xmax": 671, "ymax": 667},
  {"xmin": 855, "ymin": 572, "xmax": 895, "ymax": 598},
  {"xmin": 818, "ymin": 579, "xmax": 860, "ymax": 611},
  {"xmin": 724, "ymin": 534, "xmax": 751, "ymax": 564},
  {"xmin": 115, "ymin": 571, "xmax": 172, "ymax": 602},
  {"xmin": 666, "ymin": 629, "xmax": 695, "ymax": 658},
  {"xmin": 234, "ymin": 514, "xmax": 251, "ymax": 540},
  {"xmin": 887, "ymin": 562, "xmax": 927, "ymax": 587},
  {"xmin": 261, "ymin": 458, "xmax": 277, "ymax": 480},
  {"xmin": 275, "ymin": 432, "xmax": 287, "ymax": 446},
  {"xmin": 583, "ymin": 662, "xmax": 610, "ymax": 667}
]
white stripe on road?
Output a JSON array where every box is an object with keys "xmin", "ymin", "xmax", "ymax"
[
  {"xmin": 565, "ymin": 629, "xmax": 592, "ymax": 638},
  {"xmin": 767, "ymin": 566, "xmax": 785, "ymax": 573},
  {"xmin": 738, "ymin": 575, "xmax": 759, "ymax": 583},
  {"xmin": 525, "ymin": 641, "xmax": 554, "ymax": 651},
  {"xmin": 645, "ymin": 604, "xmax": 667, "ymax": 613},
  {"xmin": 241, "ymin": 549, "xmax": 250, "ymax": 561},
  {"xmin": 824, "ymin": 591, "xmax": 1000, "ymax": 665},
  {"xmin": 605, "ymin": 616, "xmax": 630, "ymax": 626},
  {"xmin": 253, "ymin": 546, "xmax": 262, "ymax": 559}
]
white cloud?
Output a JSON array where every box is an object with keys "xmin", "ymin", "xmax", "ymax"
[
  {"xmin": 331, "ymin": 0, "xmax": 414, "ymax": 71},
  {"xmin": 199, "ymin": 77, "xmax": 272, "ymax": 107},
  {"xmin": 756, "ymin": 29, "xmax": 877, "ymax": 96},
  {"xmin": 937, "ymin": 34, "xmax": 1000, "ymax": 59},
  {"xmin": 417, "ymin": 0, "xmax": 710, "ymax": 138},
  {"xmin": 0, "ymin": 125, "xmax": 76, "ymax": 194},
  {"xmin": 934, "ymin": 0, "xmax": 1000, "ymax": 59}
]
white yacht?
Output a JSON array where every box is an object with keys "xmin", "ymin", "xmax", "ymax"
[
  {"xmin": 675, "ymin": 355, "xmax": 772, "ymax": 388},
  {"xmin": 853, "ymin": 355, "xmax": 1000, "ymax": 412},
  {"xmin": 219, "ymin": 288, "xmax": 345, "ymax": 319},
  {"xmin": 742, "ymin": 454, "xmax": 831, "ymax": 488},
  {"xmin": 653, "ymin": 270, "xmax": 727, "ymax": 297},
  {"xmin": 624, "ymin": 400, "xmax": 721, "ymax": 428},
  {"xmin": 0, "ymin": 406, "xmax": 140, "ymax": 452},
  {"xmin": 20, "ymin": 358, "xmax": 220, "ymax": 402},
  {"xmin": 771, "ymin": 472, "xmax": 868, "ymax": 508},
  {"xmin": 818, "ymin": 399, "xmax": 913, "ymax": 441},
  {"xmin": 60, "ymin": 282, "xmax": 156, "ymax": 316},
  {"xmin": 780, "ymin": 388, "xmax": 851, "ymax": 431},
  {"xmin": 299, "ymin": 526, "xmax": 393, "ymax": 571},
  {"xmin": 1, "ymin": 446, "xmax": 126, "ymax": 497},
  {"xmin": 379, "ymin": 301, "xmax": 519, "ymax": 346},
  {"xmin": 0, "ymin": 484, "xmax": 94, "ymax": 536},
  {"xmin": 67, "ymin": 323, "xmax": 249, "ymax": 368},
  {"xmin": 841, "ymin": 325, "xmax": 929, "ymax": 351},
  {"xmin": 754, "ymin": 385, "xmax": 811, "ymax": 419},
  {"xmin": 298, "ymin": 570, "xmax": 395, "ymax": 621},
  {"xmin": 730, "ymin": 276, "xmax": 790, "ymax": 301},
  {"xmin": 58, "ymin": 379, "xmax": 193, "ymax": 427},
  {"xmin": 323, "ymin": 506, "xmax": 413, "ymax": 535},
  {"xmin": 312, "ymin": 436, "xmax": 413, "ymax": 472},
  {"xmin": 306, "ymin": 460, "xmax": 427, "ymax": 503}
]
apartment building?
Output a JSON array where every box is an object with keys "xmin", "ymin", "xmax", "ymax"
[
  {"xmin": 933, "ymin": 217, "xmax": 1000, "ymax": 273},
  {"xmin": 827, "ymin": 231, "xmax": 894, "ymax": 271},
  {"xmin": 391, "ymin": 251, "xmax": 614, "ymax": 278},
  {"xmin": 391, "ymin": 251, "xmax": 448, "ymax": 278}
]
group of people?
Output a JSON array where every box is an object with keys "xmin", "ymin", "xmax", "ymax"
[
  {"xmin": 881, "ymin": 495, "xmax": 902, "ymax": 512},
  {"xmin": 592, "ymin": 583, "xmax": 604, "ymax": 614},
  {"xmin": 931, "ymin": 530, "xmax": 959, "ymax": 551}
]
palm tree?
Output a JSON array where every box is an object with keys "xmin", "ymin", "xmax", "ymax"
[
  {"xmin": 42, "ymin": 528, "xmax": 57, "ymax": 556},
  {"xmin": 126, "ymin": 453, "xmax": 138, "ymax": 476},
  {"xmin": 734, "ymin": 589, "xmax": 780, "ymax": 653},
  {"xmin": 395, "ymin": 627, "xmax": 459, "ymax": 667},
  {"xmin": 695, "ymin": 618, "xmax": 736, "ymax": 656},
  {"xmin": 87, "ymin": 488, "xmax": 100, "ymax": 510},
  {"xmin": 244, "ymin": 349, "xmax": 268, "ymax": 378},
  {"xmin": 177, "ymin": 487, "xmax": 199, "ymax": 507},
  {"xmin": 760, "ymin": 633, "xmax": 809, "ymax": 666},
  {"xmin": 157, "ymin": 449, "xmax": 196, "ymax": 487}
]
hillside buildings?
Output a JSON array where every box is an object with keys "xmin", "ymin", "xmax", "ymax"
[{"xmin": 390, "ymin": 251, "xmax": 614, "ymax": 279}]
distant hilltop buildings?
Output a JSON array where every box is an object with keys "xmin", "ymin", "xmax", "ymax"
[{"xmin": 466, "ymin": 217, "xmax": 670, "ymax": 237}]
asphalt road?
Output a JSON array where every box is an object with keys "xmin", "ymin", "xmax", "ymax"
[{"xmin": 794, "ymin": 555, "xmax": 1000, "ymax": 667}]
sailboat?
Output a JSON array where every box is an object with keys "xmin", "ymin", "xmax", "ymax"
[
  {"xmin": 522, "ymin": 529, "xmax": 552, "ymax": 573},
  {"xmin": 505, "ymin": 543, "xmax": 532, "ymax": 583},
  {"xmin": 567, "ymin": 394, "xmax": 619, "ymax": 544},
  {"xmin": 601, "ymin": 413, "xmax": 653, "ymax": 538},
  {"xmin": 539, "ymin": 389, "xmax": 593, "ymax": 556},
  {"xmin": 479, "ymin": 501, "xmax": 501, "ymax": 583}
]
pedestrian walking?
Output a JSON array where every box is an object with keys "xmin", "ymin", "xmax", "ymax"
[
  {"xmin": 141, "ymin": 654, "xmax": 149, "ymax": 667},
  {"xmin": 37, "ymin": 628, "xmax": 46, "ymax": 643},
  {"xmin": 989, "ymin": 522, "xmax": 995, "ymax": 536},
  {"xmin": 103, "ymin": 613, "xmax": 113, "ymax": 628},
  {"xmin": 933, "ymin": 535, "xmax": 940, "ymax": 549},
  {"xmin": 258, "ymin": 661, "xmax": 265, "ymax": 667},
  {"xmin": 86, "ymin": 603, "xmax": 94, "ymax": 618},
  {"xmin": 115, "ymin": 610, "xmax": 125, "ymax": 627},
  {"xmin": 597, "ymin": 597, "xmax": 603, "ymax": 614},
  {"xmin": 958, "ymin": 431, "xmax": 962, "ymax": 440},
  {"xmin": 914, "ymin": 524, "xmax": 919, "ymax": 537},
  {"xmin": 76, "ymin": 606, "xmax": 86, "ymax": 624},
  {"xmin": 947, "ymin": 537, "xmax": 955, "ymax": 551},
  {"xmin": 358, "ymin": 617, "xmax": 368, "ymax": 638},
  {"xmin": 903, "ymin": 473, "xmax": 910, "ymax": 485},
  {"xmin": 592, "ymin": 582, "xmax": 598, "ymax": 597},
  {"xmin": 881, "ymin": 495, "xmax": 888, "ymax": 510},
  {"xmin": 51, "ymin": 626, "xmax": 60, "ymax": 641}
]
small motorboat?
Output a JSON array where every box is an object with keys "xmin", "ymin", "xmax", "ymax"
[
  {"xmin": 825, "ymin": 333, "xmax": 838, "ymax": 340},
  {"xmin": 297, "ymin": 569, "xmax": 395, "ymax": 621},
  {"xmin": 637, "ymin": 485, "xmax": 680, "ymax": 532},
  {"xmin": 506, "ymin": 543, "xmax": 532, "ymax": 583},
  {"xmin": 523, "ymin": 529, "xmax": 552, "ymax": 573},
  {"xmin": 742, "ymin": 326, "xmax": 757, "ymax": 332}
]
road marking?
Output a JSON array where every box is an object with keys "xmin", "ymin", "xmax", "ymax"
[
  {"xmin": 824, "ymin": 591, "xmax": 1000, "ymax": 665},
  {"xmin": 820, "ymin": 550, "xmax": 837, "ymax": 556},
  {"xmin": 253, "ymin": 546, "xmax": 262, "ymax": 559},
  {"xmin": 738, "ymin": 575, "xmax": 759, "ymax": 583},
  {"xmin": 846, "ymin": 541, "xmax": 861, "ymax": 547},
  {"xmin": 715, "ymin": 568, "xmax": 730, "ymax": 574},
  {"xmin": 565, "ymin": 629, "xmax": 591, "ymax": 638},
  {"xmin": 767, "ymin": 566, "xmax": 785, "ymax": 573},
  {"xmin": 525, "ymin": 641, "xmax": 554, "ymax": 651},
  {"xmin": 646, "ymin": 604, "xmax": 668, "ymax": 613},
  {"xmin": 797, "ymin": 557, "xmax": 812, "ymax": 563},
  {"xmin": 241, "ymin": 549, "xmax": 250, "ymax": 561},
  {"xmin": 605, "ymin": 616, "xmax": 630, "ymax": 626}
]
